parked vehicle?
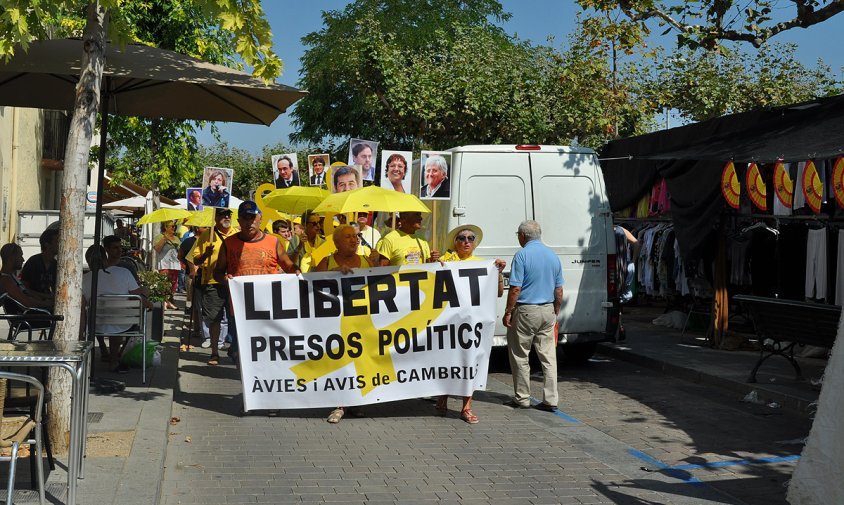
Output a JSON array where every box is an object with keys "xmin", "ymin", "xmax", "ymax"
[{"xmin": 415, "ymin": 145, "xmax": 619, "ymax": 362}]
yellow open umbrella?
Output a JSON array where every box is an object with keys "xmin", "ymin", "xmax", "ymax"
[
  {"xmin": 263, "ymin": 186, "xmax": 330, "ymax": 215},
  {"xmin": 137, "ymin": 207, "xmax": 191, "ymax": 225},
  {"xmin": 312, "ymin": 185, "xmax": 430, "ymax": 214},
  {"xmin": 183, "ymin": 207, "xmax": 238, "ymax": 227}
]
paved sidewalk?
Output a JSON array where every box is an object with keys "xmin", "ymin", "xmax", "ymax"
[
  {"xmin": 599, "ymin": 305, "xmax": 828, "ymax": 417},
  {"xmin": 1, "ymin": 297, "xmax": 831, "ymax": 504}
]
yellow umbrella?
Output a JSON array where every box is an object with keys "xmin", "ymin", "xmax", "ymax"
[
  {"xmin": 183, "ymin": 207, "xmax": 238, "ymax": 227},
  {"xmin": 263, "ymin": 186, "xmax": 330, "ymax": 215},
  {"xmin": 312, "ymin": 185, "xmax": 430, "ymax": 214},
  {"xmin": 137, "ymin": 207, "xmax": 191, "ymax": 225}
]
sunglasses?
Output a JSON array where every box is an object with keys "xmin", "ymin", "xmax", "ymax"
[
  {"xmin": 455, "ymin": 235, "xmax": 476, "ymax": 243},
  {"xmin": 217, "ymin": 212, "xmax": 232, "ymax": 217}
]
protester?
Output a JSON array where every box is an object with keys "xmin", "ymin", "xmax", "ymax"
[
  {"xmin": 293, "ymin": 210, "xmax": 325, "ymax": 272},
  {"xmin": 20, "ymin": 228, "xmax": 59, "ymax": 296},
  {"xmin": 186, "ymin": 208, "xmax": 237, "ymax": 363},
  {"xmin": 376, "ymin": 211, "xmax": 439, "ymax": 266},
  {"xmin": 435, "ymin": 224, "xmax": 505, "ymax": 423},
  {"xmin": 356, "ymin": 212, "xmax": 381, "ymax": 251},
  {"xmin": 153, "ymin": 220, "xmax": 181, "ymax": 310},
  {"xmin": 502, "ymin": 220, "xmax": 563, "ymax": 412},
  {"xmin": 214, "ymin": 201, "xmax": 298, "ymax": 363},
  {"xmin": 0, "ymin": 243, "xmax": 53, "ymax": 311},
  {"xmin": 315, "ymin": 224, "xmax": 371, "ymax": 423},
  {"xmin": 82, "ymin": 244, "xmax": 152, "ymax": 374}
]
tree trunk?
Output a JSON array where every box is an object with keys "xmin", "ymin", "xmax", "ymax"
[{"xmin": 49, "ymin": 2, "xmax": 107, "ymax": 455}]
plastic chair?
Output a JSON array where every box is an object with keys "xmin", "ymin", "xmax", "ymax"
[{"xmin": 0, "ymin": 371, "xmax": 46, "ymax": 505}]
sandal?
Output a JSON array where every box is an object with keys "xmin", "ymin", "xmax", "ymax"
[
  {"xmin": 327, "ymin": 408, "xmax": 344, "ymax": 424},
  {"xmin": 460, "ymin": 409, "xmax": 479, "ymax": 424},
  {"xmin": 435, "ymin": 395, "xmax": 448, "ymax": 415},
  {"xmin": 207, "ymin": 356, "xmax": 219, "ymax": 366}
]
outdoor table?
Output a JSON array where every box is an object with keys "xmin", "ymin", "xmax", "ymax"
[{"xmin": 0, "ymin": 340, "xmax": 92, "ymax": 505}]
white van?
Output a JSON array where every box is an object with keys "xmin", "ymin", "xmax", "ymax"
[{"xmin": 414, "ymin": 145, "xmax": 619, "ymax": 362}]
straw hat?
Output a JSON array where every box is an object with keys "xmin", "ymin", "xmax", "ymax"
[{"xmin": 446, "ymin": 224, "xmax": 483, "ymax": 247}]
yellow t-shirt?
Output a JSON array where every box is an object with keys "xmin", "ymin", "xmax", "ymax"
[
  {"xmin": 376, "ymin": 230, "xmax": 431, "ymax": 265},
  {"xmin": 186, "ymin": 226, "xmax": 237, "ymax": 285},
  {"xmin": 440, "ymin": 251, "xmax": 480, "ymax": 262}
]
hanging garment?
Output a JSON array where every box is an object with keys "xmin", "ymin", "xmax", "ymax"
[
  {"xmin": 805, "ymin": 227, "xmax": 828, "ymax": 300},
  {"xmin": 773, "ymin": 161, "xmax": 794, "ymax": 216},
  {"xmin": 749, "ymin": 227, "xmax": 778, "ymax": 297},
  {"xmin": 836, "ymin": 229, "xmax": 844, "ymax": 306},
  {"xmin": 778, "ymin": 223, "xmax": 808, "ymax": 301},
  {"xmin": 793, "ymin": 162, "xmax": 807, "ymax": 210}
]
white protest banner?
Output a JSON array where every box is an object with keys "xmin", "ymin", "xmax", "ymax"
[{"xmin": 229, "ymin": 261, "xmax": 498, "ymax": 411}]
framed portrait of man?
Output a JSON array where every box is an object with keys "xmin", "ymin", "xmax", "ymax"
[
  {"xmin": 308, "ymin": 154, "xmax": 330, "ymax": 187},
  {"xmin": 331, "ymin": 165, "xmax": 362, "ymax": 194},
  {"xmin": 272, "ymin": 153, "xmax": 300, "ymax": 189},
  {"xmin": 201, "ymin": 167, "xmax": 234, "ymax": 208},
  {"xmin": 418, "ymin": 151, "xmax": 451, "ymax": 200},
  {"xmin": 380, "ymin": 150, "xmax": 413, "ymax": 194},
  {"xmin": 186, "ymin": 187, "xmax": 203, "ymax": 211},
  {"xmin": 347, "ymin": 138, "xmax": 379, "ymax": 182}
]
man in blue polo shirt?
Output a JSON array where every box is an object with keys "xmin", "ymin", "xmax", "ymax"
[{"xmin": 502, "ymin": 220, "xmax": 564, "ymax": 412}]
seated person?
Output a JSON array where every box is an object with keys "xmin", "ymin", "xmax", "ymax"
[
  {"xmin": 0, "ymin": 243, "xmax": 54, "ymax": 312},
  {"xmin": 102, "ymin": 234, "xmax": 141, "ymax": 282},
  {"xmin": 20, "ymin": 228, "xmax": 59, "ymax": 296},
  {"xmin": 81, "ymin": 244, "xmax": 151, "ymax": 374}
]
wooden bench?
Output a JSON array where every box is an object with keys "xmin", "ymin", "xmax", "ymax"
[
  {"xmin": 94, "ymin": 295, "xmax": 149, "ymax": 384},
  {"xmin": 734, "ymin": 295, "xmax": 840, "ymax": 382}
]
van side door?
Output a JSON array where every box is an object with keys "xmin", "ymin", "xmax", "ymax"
[{"xmin": 529, "ymin": 151, "xmax": 609, "ymax": 334}]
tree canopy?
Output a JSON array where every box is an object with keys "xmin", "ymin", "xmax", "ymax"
[
  {"xmin": 291, "ymin": 0, "xmax": 653, "ymax": 150},
  {"xmin": 576, "ymin": 0, "xmax": 844, "ymax": 50}
]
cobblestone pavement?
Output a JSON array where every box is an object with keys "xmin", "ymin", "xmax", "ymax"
[
  {"xmin": 490, "ymin": 352, "xmax": 812, "ymax": 505},
  {"xmin": 160, "ymin": 347, "xmax": 809, "ymax": 505}
]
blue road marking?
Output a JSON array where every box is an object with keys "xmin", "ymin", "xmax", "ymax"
[
  {"xmin": 628, "ymin": 449, "xmax": 704, "ymax": 486},
  {"xmin": 672, "ymin": 454, "xmax": 800, "ymax": 470}
]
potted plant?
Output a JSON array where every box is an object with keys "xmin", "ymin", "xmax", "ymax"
[{"xmin": 138, "ymin": 271, "xmax": 171, "ymax": 340}]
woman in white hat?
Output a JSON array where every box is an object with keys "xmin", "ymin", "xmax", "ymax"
[{"xmin": 435, "ymin": 224, "xmax": 506, "ymax": 424}]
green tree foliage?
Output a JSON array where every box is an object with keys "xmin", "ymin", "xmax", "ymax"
[
  {"xmin": 292, "ymin": 1, "xmax": 652, "ymax": 150},
  {"xmin": 576, "ymin": 1, "xmax": 844, "ymax": 50},
  {"xmin": 638, "ymin": 43, "xmax": 842, "ymax": 122}
]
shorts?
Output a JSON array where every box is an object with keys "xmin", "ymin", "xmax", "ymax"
[{"xmin": 198, "ymin": 284, "xmax": 228, "ymax": 327}]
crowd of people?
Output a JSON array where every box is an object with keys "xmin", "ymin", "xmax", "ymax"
[{"xmin": 0, "ymin": 198, "xmax": 564, "ymax": 425}]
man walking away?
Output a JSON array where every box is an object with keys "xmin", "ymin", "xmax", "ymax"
[{"xmin": 502, "ymin": 220, "xmax": 563, "ymax": 412}]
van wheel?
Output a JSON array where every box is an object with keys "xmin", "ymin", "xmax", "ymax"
[{"xmin": 561, "ymin": 342, "xmax": 597, "ymax": 364}]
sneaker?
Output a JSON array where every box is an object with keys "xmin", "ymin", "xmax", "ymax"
[
  {"xmin": 200, "ymin": 339, "xmax": 211, "ymax": 349},
  {"xmin": 219, "ymin": 341, "xmax": 231, "ymax": 350}
]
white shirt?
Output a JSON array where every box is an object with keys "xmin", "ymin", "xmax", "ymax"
[{"xmin": 82, "ymin": 267, "xmax": 140, "ymax": 334}]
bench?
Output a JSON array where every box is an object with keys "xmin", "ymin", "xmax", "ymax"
[
  {"xmin": 734, "ymin": 295, "xmax": 840, "ymax": 382},
  {"xmin": 93, "ymin": 295, "xmax": 149, "ymax": 384}
]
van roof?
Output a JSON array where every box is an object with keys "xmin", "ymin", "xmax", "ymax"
[{"xmin": 447, "ymin": 145, "xmax": 597, "ymax": 155}]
